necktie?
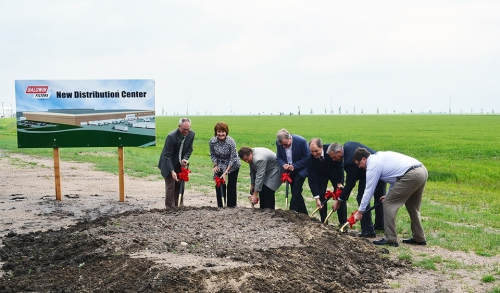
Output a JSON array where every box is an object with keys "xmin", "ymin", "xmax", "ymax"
[
  {"xmin": 179, "ymin": 136, "xmax": 186, "ymax": 163},
  {"xmin": 320, "ymin": 156, "xmax": 325, "ymax": 164}
]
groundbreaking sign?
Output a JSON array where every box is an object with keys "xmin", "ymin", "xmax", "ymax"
[{"xmin": 15, "ymin": 79, "xmax": 156, "ymax": 148}]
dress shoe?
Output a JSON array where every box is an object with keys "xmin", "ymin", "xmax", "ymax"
[
  {"xmin": 358, "ymin": 231, "xmax": 376, "ymax": 238},
  {"xmin": 373, "ymin": 238, "xmax": 399, "ymax": 247},
  {"xmin": 402, "ymin": 238, "xmax": 427, "ymax": 246}
]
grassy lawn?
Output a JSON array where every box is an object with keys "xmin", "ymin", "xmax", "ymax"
[{"xmin": 1, "ymin": 114, "xmax": 499, "ymax": 256}]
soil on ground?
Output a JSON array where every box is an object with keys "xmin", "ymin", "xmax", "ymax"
[{"xmin": 1, "ymin": 151, "xmax": 499, "ymax": 292}]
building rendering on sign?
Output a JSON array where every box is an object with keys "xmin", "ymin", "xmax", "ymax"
[
  {"xmin": 22, "ymin": 109, "xmax": 155, "ymax": 127},
  {"xmin": 16, "ymin": 79, "xmax": 156, "ymax": 148}
]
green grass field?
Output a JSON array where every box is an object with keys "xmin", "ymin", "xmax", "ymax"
[{"xmin": 1, "ymin": 114, "xmax": 499, "ymax": 256}]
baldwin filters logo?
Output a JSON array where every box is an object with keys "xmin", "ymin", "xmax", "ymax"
[{"xmin": 26, "ymin": 85, "xmax": 50, "ymax": 99}]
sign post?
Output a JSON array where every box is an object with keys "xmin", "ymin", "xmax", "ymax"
[
  {"xmin": 53, "ymin": 148, "xmax": 62, "ymax": 201},
  {"xmin": 118, "ymin": 147, "xmax": 125, "ymax": 202}
]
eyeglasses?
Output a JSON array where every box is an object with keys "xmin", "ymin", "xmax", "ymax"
[
  {"xmin": 180, "ymin": 127, "xmax": 190, "ymax": 132},
  {"xmin": 355, "ymin": 158, "xmax": 364, "ymax": 166}
]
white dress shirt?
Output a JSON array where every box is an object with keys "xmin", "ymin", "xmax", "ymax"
[
  {"xmin": 285, "ymin": 145, "xmax": 293, "ymax": 164},
  {"xmin": 359, "ymin": 151, "xmax": 422, "ymax": 211}
]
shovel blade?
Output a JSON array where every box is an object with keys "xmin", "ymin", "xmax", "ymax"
[
  {"xmin": 219, "ymin": 185, "xmax": 225, "ymax": 207},
  {"xmin": 178, "ymin": 180, "xmax": 185, "ymax": 207}
]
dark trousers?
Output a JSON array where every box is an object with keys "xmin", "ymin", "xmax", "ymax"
[
  {"xmin": 336, "ymin": 199, "xmax": 347, "ymax": 225},
  {"xmin": 357, "ymin": 179, "xmax": 386, "ymax": 232},
  {"xmin": 259, "ymin": 184, "xmax": 276, "ymax": 209},
  {"xmin": 288, "ymin": 171, "xmax": 308, "ymax": 214},
  {"xmin": 319, "ymin": 192, "xmax": 328, "ymax": 223},
  {"xmin": 215, "ymin": 169, "xmax": 239, "ymax": 207},
  {"xmin": 373, "ymin": 181, "xmax": 386, "ymax": 229}
]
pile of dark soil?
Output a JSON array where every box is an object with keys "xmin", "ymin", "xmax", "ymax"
[{"xmin": 0, "ymin": 207, "xmax": 409, "ymax": 292}]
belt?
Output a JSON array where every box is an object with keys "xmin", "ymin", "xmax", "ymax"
[{"xmin": 397, "ymin": 164, "xmax": 422, "ymax": 180}]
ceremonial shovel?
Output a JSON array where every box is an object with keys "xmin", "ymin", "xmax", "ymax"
[
  {"xmin": 339, "ymin": 202, "xmax": 382, "ymax": 232},
  {"xmin": 323, "ymin": 189, "xmax": 343, "ymax": 223},
  {"xmin": 281, "ymin": 172, "xmax": 292, "ymax": 210},
  {"xmin": 310, "ymin": 188, "xmax": 342, "ymax": 217},
  {"xmin": 177, "ymin": 167, "xmax": 191, "ymax": 207},
  {"xmin": 248, "ymin": 188, "xmax": 259, "ymax": 208},
  {"xmin": 214, "ymin": 174, "xmax": 226, "ymax": 207},
  {"xmin": 178, "ymin": 180, "xmax": 185, "ymax": 207}
]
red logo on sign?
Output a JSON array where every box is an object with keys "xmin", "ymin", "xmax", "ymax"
[{"xmin": 26, "ymin": 86, "xmax": 49, "ymax": 94}]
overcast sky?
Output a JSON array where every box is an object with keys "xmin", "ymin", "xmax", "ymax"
[{"xmin": 1, "ymin": 0, "xmax": 499, "ymax": 116}]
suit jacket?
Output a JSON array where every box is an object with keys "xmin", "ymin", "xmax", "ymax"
[
  {"xmin": 158, "ymin": 128, "xmax": 195, "ymax": 178},
  {"xmin": 250, "ymin": 147, "xmax": 282, "ymax": 192},
  {"xmin": 276, "ymin": 134, "xmax": 309, "ymax": 178},
  {"xmin": 305, "ymin": 143, "xmax": 344, "ymax": 197},
  {"xmin": 339, "ymin": 141, "xmax": 376, "ymax": 201}
]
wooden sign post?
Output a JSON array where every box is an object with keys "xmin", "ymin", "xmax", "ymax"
[
  {"xmin": 51, "ymin": 147, "xmax": 126, "ymax": 202},
  {"xmin": 53, "ymin": 148, "xmax": 62, "ymax": 201},
  {"xmin": 118, "ymin": 147, "xmax": 125, "ymax": 202}
]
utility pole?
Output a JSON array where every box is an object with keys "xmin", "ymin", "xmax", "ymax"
[
  {"xmin": 449, "ymin": 94, "xmax": 456, "ymax": 114},
  {"xmin": 330, "ymin": 94, "xmax": 338, "ymax": 114},
  {"xmin": 187, "ymin": 97, "xmax": 192, "ymax": 116}
]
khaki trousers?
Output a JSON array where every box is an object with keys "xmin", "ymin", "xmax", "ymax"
[{"xmin": 383, "ymin": 165, "xmax": 428, "ymax": 243}]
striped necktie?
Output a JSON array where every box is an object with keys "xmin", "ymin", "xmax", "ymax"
[{"xmin": 179, "ymin": 136, "xmax": 186, "ymax": 163}]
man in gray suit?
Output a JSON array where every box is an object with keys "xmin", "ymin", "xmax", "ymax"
[
  {"xmin": 238, "ymin": 146, "xmax": 282, "ymax": 209},
  {"xmin": 158, "ymin": 118, "xmax": 195, "ymax": 208}
]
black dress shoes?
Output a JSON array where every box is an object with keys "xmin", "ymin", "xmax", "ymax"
[
  {"xmin": 402, "ymin": 238, "xmax": 427, "ymax": 246},
  {"xmin": 373, "ymin": 238, "xmax": 399, "ymax": 247},
  {"xmin": 358, "ymin": 231, "xmax": 376, "ymax": 238}
]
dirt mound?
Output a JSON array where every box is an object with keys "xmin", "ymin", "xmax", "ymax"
[{"xmin": 0, "ymin": 206, "xmax": 409, "ymax": 292}]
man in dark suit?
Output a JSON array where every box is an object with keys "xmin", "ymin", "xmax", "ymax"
[
  {"xmin": 275, "ymin": 129, "xmax": 309, "ymax": 214},
  {"xmin": 329, "ymin": 142, "xmax": 386, "ymax": 238},
  {"xmin": 158, "ymin": 117, "xmax": 195, "ymax": 208},
  {"xmin": 306, "ymin": 138, "xmax": 344, "ymax": 224}
]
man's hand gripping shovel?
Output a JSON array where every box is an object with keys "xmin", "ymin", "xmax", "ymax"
[
  {"xmin": 177, "ymin": 166, "xmax": 191, "ymax": 207},
  {"xmin": 248, "ymin": 188, "xmax": 259, "ymax": 209},
  {"xmin": 323, "ymin": 188, "xmax": 343, "ymax": 224},
  {"xmin": 339, "ymin": 202, "xmax": 382, "ymax": 232},
  {"xmin": 310, "ymin": 187, "xmax": 342, "ymax": 217}
]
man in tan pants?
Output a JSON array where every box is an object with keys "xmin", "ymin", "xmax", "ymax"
[{"xmin": 352, "ymin": 147, "xmax": 428, "ymax": 247}]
